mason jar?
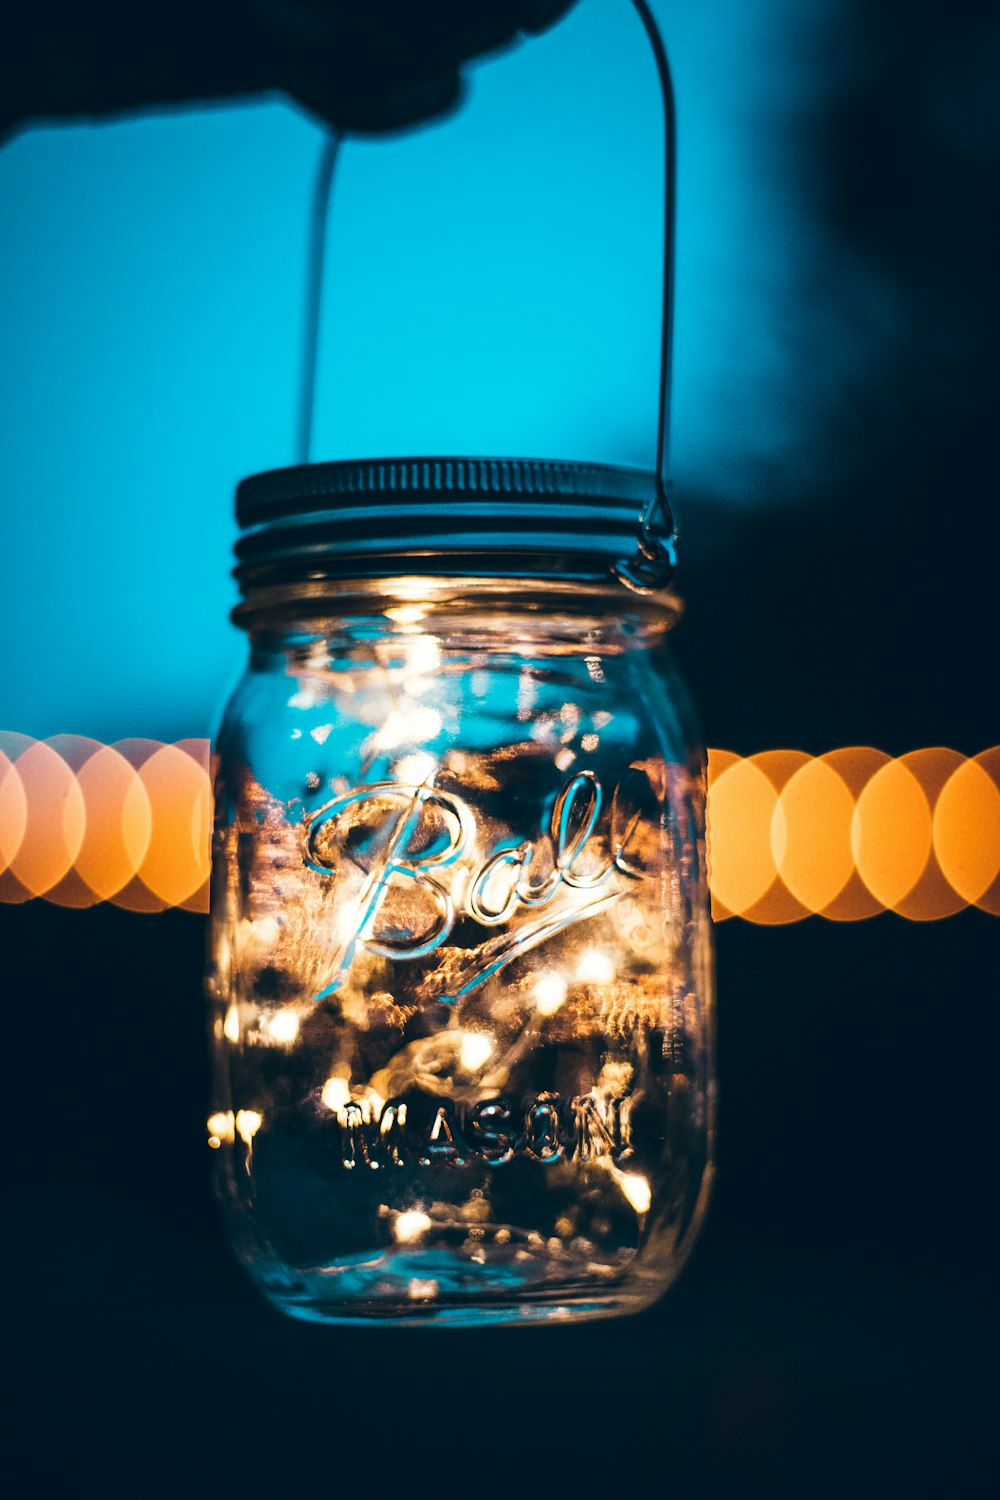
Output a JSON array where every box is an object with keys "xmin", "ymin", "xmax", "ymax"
[{"xmin": 206, "ymin": 456, "xmax": 714, "ymax": 1326}]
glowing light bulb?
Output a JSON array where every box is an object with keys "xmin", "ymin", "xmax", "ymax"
[
  {"xmin": 252, "ymin": 916, "xmax": 281, "ymax": 945},
  {"xmin": 206, "ymin": 1111, "xmax": 234, "ymax": 1147},
  {"xmin": 459, "ymin": 1032, "xmax": 493, "ymax": 1071},
  {"xmin": 235, "ymin": 1110, "xmax": 262, "ymax": 1145},
  {"xmin": 620, "ymin": 1172, "xmax": 651, "ymax": 1215},
  {"xmin": 404, "ymin": 636, "xmax": 440, "ymax": 675},
  {"xmin": 394, "ymin": 1211, "xmax": 433, "ymax": 1245},
  {"xmin": 264, "ymin": 1011, "xmax": 300, "ymax": 1045},
  {"xmin": 321, "ymin": 1076, "xmax": 352, "ymax": 1112},
  {"xmin": 384, "ymin": 604, "xmax": 427, "ymax": 624},
  {"xmin": 371, "ymin": 705, "xmax": 442, "ymax": 752},
  {"xmin": 396, "ymin": 751, "xmax": 437, "ymax": 785},
  {"xmin": 533, "ymin": 972, "xmax": 567, "ymax": 1016},
  {"xmin": 576, "ymin": 948, "xmax": 614, "ymax": 984}
]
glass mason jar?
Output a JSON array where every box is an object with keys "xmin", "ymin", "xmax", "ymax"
[{"xmin": 207, "ymin": 457, "xmax": 715, "ymax": 1326}]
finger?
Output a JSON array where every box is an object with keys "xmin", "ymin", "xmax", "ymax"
[
  {"xmin": 288, "ymin": 57, "xmax": 465, "ymax": 137},
  {"xmin": 517, "ymin": 1, "xmax": 579, "ymax": 36},
  {"xmin": 263, "ymin": 0, "xmax": 578, "ymax": 133}
]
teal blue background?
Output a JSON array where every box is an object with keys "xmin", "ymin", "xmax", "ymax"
[{"xmin": 0, "ymin": 0, "xmax": 852, "ymax": 741}]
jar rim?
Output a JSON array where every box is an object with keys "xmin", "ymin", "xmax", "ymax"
[
  {"xmin": 233, "ymin": 457, "xmax": 674, "ymax": 600},
  {"xmin": 230, "ymin": 572, "xmax": 683, "ymax": 637}
]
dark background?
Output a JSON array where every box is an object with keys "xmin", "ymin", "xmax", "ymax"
[{"xmin": 3, "ymin": 1, "xmax": 998, "ymax": 1493}]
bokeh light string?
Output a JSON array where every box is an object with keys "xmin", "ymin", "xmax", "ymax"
[
  {"xmin": 1, "ymin": 735, "xmax": 998, "ymax": 919},
  {"xmin": 0, "ymin": 733, "xmax": 210, "ymax": 912},
  {"xmin": 706, "ymin": 745, "xmax": 1000, "ymax": 922}
]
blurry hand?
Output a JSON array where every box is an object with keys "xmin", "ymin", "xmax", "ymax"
[{"xmin": 1, "ymin": 0, "xmax": 578, "ymax": 142}]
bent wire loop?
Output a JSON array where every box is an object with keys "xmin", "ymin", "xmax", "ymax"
[{"xmin": 297, "ymin": 0, "xmax": 677, "ymax": 593}]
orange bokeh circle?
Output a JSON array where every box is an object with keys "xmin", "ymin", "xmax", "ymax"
[
  {"xmin": 108, "ymin": 739, "xmax": 174, "ymax": 911},
  {"xmin": 706, "ymin": 756, "xmax": 779, "ymax": 918},
  {"xmin": 2, "ymin": 738, "xmax": 87, "ymax": 899},
  {"xmin": 933, "ymin": 755, "xmax": 1000, "ymax": 904},
  {"xmin": 73, "ymin": 743, "xmax": 153, "ymax": 901},
  {"xmin": 811, "ymin": 748, "xmax": 892, "ymax": 921},
  {"xmin": 705, "ymin": 749, "xmax": 741, "ymax": 919},
  {"xmin": 934, "ymin": 745, "xmax": 1000, "ymax": 915},
  {"xmin": 132, "ymin": 743, "xmax": 212, "ymax": 908},
  {"xmin": 891, "ymin": 748, "xmax": 967, "ymax": 921},
  {"xmin": 0, "ymin": 743, "xmax": 29, "ymax": 883},
  {"xmin": 40, "ymin": 736, "xmax": 125, "ymax": 907},
  {"xmin": 774, "ymin": 756, "xmax": 856, "ymax": 915},
  {"xmin": 741, "ymin": 750, "xmax": 812, "ymax": 925},
  {"xmin": 853, "ymin": 758, "xmax": 931, "ymax": 913},
  {"xmin": 174, "ymin": 739, "xmax": 212, "ymax": 913}
]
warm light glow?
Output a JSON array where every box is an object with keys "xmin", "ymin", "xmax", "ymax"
[
  {"xmin": 402, "ymin": 635, "xmax": 440, "ymax": 675},
  {"xmin": 706, "ymin": 756, "xmax": 779, "ymax": 917},
  {"xmin": 459, "ymin": 1032, "xmax": 494, "ymax": 1070},
  {"xmin": 774, "ymin": 757, "xmax": 856, "ymax": 914},
  {"xmin": 371, "ymin": 705, "xmax": 442, "ymax": 752},
  {"xmin": 534, "ymin": 972, "xmax": 568, "ymax": 1015},
  {"xmin": 263, "ymin": 1010, "xmax": 300, "ymax": 1045},
  {"xmin": 134, "ymin": 742, "xmax": 211, "ymax": 909},
  {"xmin": 853, "ymin": 759, "xmax": 932, "ymax": 910},
  {"xmin": 0, "ymin": 745, "xmax": 28, "ymax": 879},
  {"xmin": 207, "ymin": 1111, "xmax": 234, "ymax": 1146},
  {"xmin": 0, "ymin": 738, "xmax": 86, "ymax": 899},
  {"xmin": 251, "ymin": 916, "xmax": 281, "ymax": 945},
  {"xmin": 223, "ymin": 1004, "xmax": 240, "ymax": 1043},
  {"xmin": 321, "ymin": 1076, "xmax": 352, "ymax": 1112},
  {"xmin": 935, "ymin": 751, "xmax": 1000, "ymax": 911},
  {"xmin": 2, "ymin": 735, "xmax": 999, "ymax": 922},
  {"xmin": 395, "ymin": 751, "xmax": 437, "ymax": 785},
  {"xmin": 576, "ymin": 948, "xmax": 615, "ymax": 984},
  {"xmin": 619, "ymin": 1172, "xmax": 652, "ymax": 1215},
  {"xmin": 75, "ymin": 745, "xmax": 152, "ymax": 902},
  {"xmin": 384, "ymin": 604, "xmax": 427, "ymax": 624},
  {"xmin": 393, "ymin": 1210, "xmax": 433, "ymax": 1244},
  {"xmin": 235, "ymin": 1110, "xmax": 262, "ymax": 1145}
]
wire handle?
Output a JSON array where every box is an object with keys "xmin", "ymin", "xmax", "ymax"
[{"xmin": 297, "ymin": 0, "xmax": 677, "ymax": 592}]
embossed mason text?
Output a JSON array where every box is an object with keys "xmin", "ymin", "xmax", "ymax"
[{"xmin": 331, "ymin": 1089, "xmax": 633, "ymax": 1171}]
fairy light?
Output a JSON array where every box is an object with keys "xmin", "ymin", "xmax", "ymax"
[
  {"xmin": 534, "ymin": 972, "xmax": 568, "ymax": 1016},
  {"xmin": 395, "ymin": 751, "xmax": 437, "ymax": 785},
  {"xmin": 321, "ymin": 1076, "xmax": 352, "ymax": 1112},
  {"xmin": 393, "ymin": 1210, "xmax": 433, "ymax": 1244},
  {"xmin": 370, "ymin": 705, "xmax": 442, "ymax": 752},
  {"xmin": 206, "ymin": 1111, "xmax": 234, "ymax": 1148},
  {"xmin": 384, "ymin": 604, "xmax": 427, "ymax": 625},
  {"xmin": 458, "ymin": 1032, "xmax": 493, "ymax": 1071},
  {"xmin": 262, "ymin": 1010, "xmax": 300, "ymax": 1046},
  {"xmin": 576, "ymin": 949, "xmax": 615, "ymax": 984},
  {"xmin": 235, "ymin": 1110, "xmax": 262, "ymax": 1145},
  {"xmin": 619, "ymin": 1172, "xmax": 652, "ymax": 1215},
  {"xmin": 251, "ymin": 916, "xmax": 281, "ymax": 945}
]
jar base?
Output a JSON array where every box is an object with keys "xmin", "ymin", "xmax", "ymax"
[
  {"xmin": 246, "ymin": 1247, "xmax": 670, "ymax": 1327},
  {"xmin": 260, "ymin": 1284, "xmax": 662, "ymax": 1328}
]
